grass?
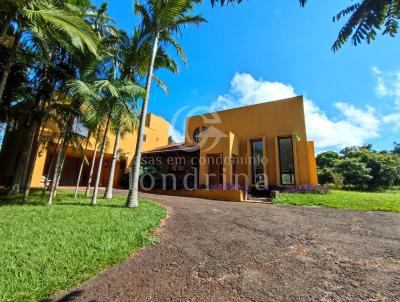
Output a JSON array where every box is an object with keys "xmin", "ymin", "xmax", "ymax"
[
  {"xmin": 275, "ymin": 189, "xmax": 400, "ymax": 212},
  {"xmin": 0, "ymin": 190, "xmax": 166, "ymax": 302}
]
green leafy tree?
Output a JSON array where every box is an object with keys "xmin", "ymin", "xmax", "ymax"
[
  {"xmin": 125, "ymin": 0, "xmax": 206, "ymax": 208},
  {"xmin": 316, "ymin": 151, "xmax": 340, "ymax": 169},
  {"xmin": 345, "ymin": 148, "xmax": 400, "ymax": 190},
  {"xmin": 394, "ymin": 142, "xmax": 400, "ymax": 154},
  {"xmin": 336, "ymin": 158, "xmax": 372, "ymax": 190},
  {"xmin": 168, "ymin": 135, "xmax": 176, "ymax": 144}
]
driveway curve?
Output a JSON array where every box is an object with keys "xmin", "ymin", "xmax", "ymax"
[{"xmin": 52, "ymin": 192, "xmax": 400, "ymax": 302}]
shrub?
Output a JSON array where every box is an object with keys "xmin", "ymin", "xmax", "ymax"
[
  {"xmin": 198, "ymin": 184, "xmax": 247, "ymax": 191},
  {"xmin": 285, "ymin": 184, "xmax": 330, "ymax": 194}
]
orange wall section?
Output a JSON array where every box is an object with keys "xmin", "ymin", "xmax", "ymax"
[{"xmin": 185, "ymin": 96, "xmax": 318, "ymax": 187}]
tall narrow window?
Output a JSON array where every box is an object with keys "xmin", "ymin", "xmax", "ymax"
[
  {"xmin": 278, "ymin": 137, "xmax": 295, "ymax": 185},
  {"xmin": 193, "ymin": 127, "xmax": 200, "ymax": 143},
  {"xmin": 251, "ymin": 140, "xmax": 264, "ymax": 184}
]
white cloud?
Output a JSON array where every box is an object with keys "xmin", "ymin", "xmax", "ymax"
[
  {"xmin": 210, "ymin": 73, "xmax": 380, "ymax": 150},
  {"xmin": 383, "ymin": 113, "xmax": 400, "ymax": 130},
  {"xmin": 372, "ymin": 66, "xmax": 400, "ymax": 106},
  {"xmin": 169, "ymin": 125, "xmax": 185, "ymax": 143}
]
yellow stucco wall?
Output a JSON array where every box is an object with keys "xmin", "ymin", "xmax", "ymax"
[
  {"xmin": 29, "ymin": 113, "xmax": 170, "ymax": 187},
  {"xmin": 185, "ymin": 96, "xmax": 317, "ymax": 187},
  {"xmin": 147, "ymin": 188, "xmax": 246, "ymax": 202}
]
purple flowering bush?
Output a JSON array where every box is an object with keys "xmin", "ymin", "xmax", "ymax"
[
  {"xmin": 198, "ymin": 184, "xmax": 247, "ymax": 191},
  {"xmin": 285, "ymin": 184, "xmax": 330, "ymax": 194}
]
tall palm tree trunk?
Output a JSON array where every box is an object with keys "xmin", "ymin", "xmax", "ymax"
[
  {"xmin": 47, "ymin": 137, "xmax": 66, "ymax": 205},
  {"xmin": 74, "ymin": 132, "xmax": 91, "ymax": 198},
  {"xmin": 47, "ymin": 115, "xmax": 73, "ymax": 205},
  {"xmin": 85, "ymin": 139, "xmax": 98, "ymax": 197},
  {"xmin": 53, "ymin": 148, "xmax": 67, "ymax": 198},
  {"xmin": 104, "ymin": 127, "xmax": 121, "ymax": 199},
  {"xmin": 91, "ymin": 115, "xmax": 111, "ymax": 205},
  {"xmin": 9, "ymin": 109, "xmax": 39, "ymax": 195},
  {"xmin": 126, "ymin": 34, "xmax": 159, "ymax": 208},
  {"xmin": 42, "ymin": 135, "xmax": 62, "ymax": 194},
  {"xmin": 22, "ymin": 122, "xmax": 43, "ymax": 202}
]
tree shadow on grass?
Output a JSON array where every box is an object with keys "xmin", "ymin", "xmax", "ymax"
[
  {"xmin": 0, "ymin": 189, "xmax": 127, "ymax": 208},
  {"xmin": 41, "ymin": 290, "xmax": 86, "ymax": 302}
]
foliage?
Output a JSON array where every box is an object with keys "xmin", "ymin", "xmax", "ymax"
[
  {"xmin": 213, "ymin": 0, "xmax": 400, "ymax": 51},
  {"xmin": 316, "ymin": 151, "xmax": 340, "ymax": 169},
  {"xmin": 0, "ymin": 190, "xmax": 166, "ymax": 302},
  {"xmin": 168, "ymin": 135, "xmax": 176, "ymax": 144},
  {"xmin": 276, "ymin": 189, "xmax": 400, "ymax": 212},
  {"xmin": 198, "ymin": 183, "xmax": 247, "ymax": 191},
  {"xmin": 394, "ymin": 142, "xmax": 400, "ymax": 154},
  {"xmin": 126, "ymin": 0, "xmax": 206, "ymax": 208},
  {"xmin": 285, "ymin": 184, "xmax": 331, "ymax": 194},
  {"xmin": 336, "ymin": 158, "xmax": 373, "ymax": 189},
  {"xmin": 316, "ymin": 145, "xmax": 400, "ymax": 191}
]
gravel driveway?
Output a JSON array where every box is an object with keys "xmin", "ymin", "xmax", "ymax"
[{"xmin": 52, "ymin": 192, "xmax": 400, "ymax": 302}]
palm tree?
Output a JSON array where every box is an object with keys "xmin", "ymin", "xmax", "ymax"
[
  {"xmin": 5, "ymin": 1, "xmax": 101, "ymax": 199},
  {"xmin": 125, "ymin": 0, "xmax": 205, "ymax": 208},
  {"xmin": 75, "ymin": 79, "xmax": 144, "ymax": 205},
  {"xmin": 0, "ymin": 0, "xmax": 98, "ymax": 103},
  {"xmin": 104, "ymin": 101, "xmax": 138, "ymax": 199}
]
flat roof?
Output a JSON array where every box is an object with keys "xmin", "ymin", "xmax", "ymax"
[{"xmin": 143, "ymin": 143, "xmax": 199, "ymax": 154}]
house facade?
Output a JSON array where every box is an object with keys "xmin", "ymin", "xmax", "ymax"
[
  {"xmin": 0, "ymin": 113, "xmax": 169, "ymax": 188},
  {"xmin": 142, "ymin": 96, "xmax": 318, "ymax": 191}
]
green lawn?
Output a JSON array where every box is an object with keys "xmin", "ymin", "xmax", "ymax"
[
  {"xmin": 275, "ymin": 189, "xmax": 400, "ymax": 212},
  {"xmin": 0, "ymin": 190, "xmax": 166, "ymax": 302}
]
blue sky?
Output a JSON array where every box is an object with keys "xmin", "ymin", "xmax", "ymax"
[{"xmin": 96, "ymin": 1, "xmax": 398, "ymax": 151}]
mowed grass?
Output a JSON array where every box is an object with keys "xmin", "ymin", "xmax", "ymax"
[
  {"xmin": 0, "ymin": 190, "xmax": 166, "ymax": 302},
  {"xmin": 275, "ymin": 189, "xmax": 400, "ymax": 212}
]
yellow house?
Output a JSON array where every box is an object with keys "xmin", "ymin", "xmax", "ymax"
[
  {"xmin": 141, "ymin": 96, "xmax": 318, "ymax": 193},
  {"xmin": 0, "ymin": 112, "xmax": 170, "ymax": 188},
  {"xmin": 0, "ymin": 96, "xmax": 317, "ymax": 200}
]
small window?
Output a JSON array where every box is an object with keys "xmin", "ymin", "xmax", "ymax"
[
  {"xmin": 143, "ymin": 134, "xmax": 147, "ymax": 142},
  {"xmin": 278, "ymin": 137, "xmax": 296, "ymax": 185},
  {"xmin": 193, "ymin": 127, "xmax": 200, "ymax": 143}
]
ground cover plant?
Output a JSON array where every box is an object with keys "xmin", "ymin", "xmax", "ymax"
[{"xmin": 0, "ymin": 190, "xmax": 165, "ymax": 302}]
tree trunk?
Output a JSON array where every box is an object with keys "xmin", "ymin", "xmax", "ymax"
[
  {"xmin": 42, "ymin": 135, "xmax": 62, "ymax": 194},
  {"xmin": 47, "ymin": 115, "xmax": 73, "ymax": 205},
  {"xmin": 0, "ymin": 32, "xmax": 19, "ymax": 103},
  {"xmin": 53, "ymin": 147, "xmax": 67, "ymax": 197},
  {"xmin": 22, "ymin": 120, "xmax": 43, "ymax": 202},
  {"xmin": 74, "ymin": 132, "xmax": 91, "ymax": 198},
  {"xmin": 85, "ymin": 139, "xmax": 98, "ymax": 197},
  {"xmin": 91, "ymin": 115, "xmax": 111, "ymax": 205},
  {"xmin": 1, "ymin": 15, "xmax": 10, "ymax": 38},
  {"xmin": 104, "ymin": 127, "xmax": 121, "ymax": 199},
  {"xmin": 47, "ymin": 137, "xmax": 66, "ymax": 205},
  {"xmin": 8, "ymin": 110, "xmax": 39, "ymax": 195},
  {"xmin": 126, "ymin": 34, "xmax": 159, "ymax": 208}
]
